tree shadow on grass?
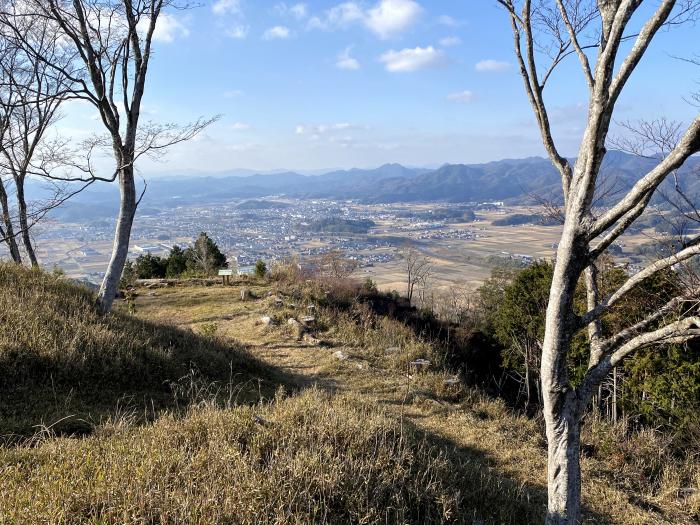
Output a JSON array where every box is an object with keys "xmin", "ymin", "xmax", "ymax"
[
  {"xmin": 0, "ymin": 309, "xmax": 310, "ymax": 443},
  {"xmin": 398, "ymin": 416, "xmax": 613, "ymax": 525}
]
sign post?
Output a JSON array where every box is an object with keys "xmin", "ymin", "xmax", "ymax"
[{"xmin": 218, "ymin": 268, "xmax": 234, "ymax": 285}]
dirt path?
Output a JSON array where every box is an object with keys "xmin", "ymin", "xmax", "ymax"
[{"xmin": 132, "ymin": 285, "xmax": 695, "ymax": 525}]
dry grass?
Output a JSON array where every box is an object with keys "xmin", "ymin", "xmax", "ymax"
[
  {"xmin": 0, "ymin": 388, "xmax": 550, "ymax": 525},
  {"xmin": 0, "ymin": 264, "xmax": 698, "ymax": 524},
  {"xmin": 0, "ymin": 264, "xmax": 277, "ymax": 438}
]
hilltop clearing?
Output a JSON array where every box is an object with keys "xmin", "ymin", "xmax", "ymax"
[{"xmin": 0, "ymin": 265, "xmax": 697, "ymax": 524}]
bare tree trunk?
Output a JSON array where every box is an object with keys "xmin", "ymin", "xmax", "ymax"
[
  {"xmin": 0, "ymin": 179, "xmax": 21, "ymax": 263},
  {"xmin": 541, "ymin": 221, "xmax": 587, "ymax": 524},
  {"xmin": 96, "ymin": 164, "xmax": 136, "ymax": 313},
  {"xmin": 524, "ymin": 343, "xmax": 531, "ymax": 410},
  {"xmin": 545, "ymin": 398, "xmax": 582, "ymax": 525},
  {"xmin": 15, "ymin": 182, "xmax": 38, "ymax": 266}
]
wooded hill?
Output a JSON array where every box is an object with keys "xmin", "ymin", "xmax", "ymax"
[{"xmin": 46, "ymin": 151, "xmax": 700, "ymax": 219}]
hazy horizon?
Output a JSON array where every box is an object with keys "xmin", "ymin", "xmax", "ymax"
[{"xmin": 53, "ymin": 0, "xmax": 699, "ymax": 175}]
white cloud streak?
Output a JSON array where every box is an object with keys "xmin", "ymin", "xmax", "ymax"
[
  {"xmin": 212, "ymin": 0, "xmax": 242, "ymax": 16},
  {"xmin": 263, "ymin": 25, "xmax": 292, "ymax": 40},
  {"xmin": 309, "ymin": 0, "xmax": 421, "ymax": 39},
  {"xmin": 380, "ymin": 46, "xmax": 446, "ymax": 72},
  {"xmin": 475, "ymin": 59, "xmax": 511, "ymax": 72},
  {"xmin": 447, "ymin": 90, "xmax": 474, "ymax": 103},
  {"xmin": 439, "ymin": 36, "xmax": 461, "ymax": 47},
  {"xmin": 336, "ymin": 47, "xmax": 360, "ymax": 70}
]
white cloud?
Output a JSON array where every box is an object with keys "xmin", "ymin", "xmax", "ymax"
[
  {"xmin": 290, "ymin": 3, "xmax": 308, "ymax": 19},
  {"xmin": 379, "ymin": 46, "xmax": 446, "ymax": 72},
  {"xmin": 231, "ymin": 122, "xmax": 251, "ymax": 130},
  {"xmin": 226, "ymin": 24, "xmax": 249, "ymax": 39},
  {"xmin": 475, "ymin": 59, "xmax": 511, "ymax": 72},
  {"xmin": 327, "ymin": 2, "xmax": 365, "ymax": 27},
  {"xmin": 309, "ymin": 0, "xmax": 421, "ymax": 38},
  {"xmin": 137, "ymin": 13, "xmax": 189, "ymax": 43},
  {"xmin": 296, "ymin": 123, "xmax": 357, "ymax": 136},
  {"xmin": 437, "ymin": 15, "xmax": 459, "ymax": 27},
  {"xmin": 276, "ymin": 2, "xmax": 308, "ymax": 19},
  {"xmin": 447, "ymin": 90, "xmax": 474, "ymax": 103},
  {"xmin": 336, "ymin": 47, "xmax": 360, "ymax": 70},
  {"xmin": 439, "ymin": 36, "xmax": 461, "ymax": 47},
  {"xmin": 263, "ymin": 25, "xmax": 292, "ymax": 40},
  {"xmin": 366, "ymin": 0, "xmax": 422, "ymax": 39},
  {"xmin": 213, "ymin": 0, "xmax": 242, "ymax": 16},
  {"xmin": 223, "ymin": 89, "xmax": 244, "ymax": 98}
]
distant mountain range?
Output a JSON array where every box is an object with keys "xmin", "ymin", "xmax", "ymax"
[{"xmin": 45, "ymin": 151, "xmax": 700, "ymax": 220}]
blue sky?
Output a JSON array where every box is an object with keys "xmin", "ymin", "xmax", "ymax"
[{"xmin": 58, "ymin": 0, "xmax": 700, "ymax": 174}]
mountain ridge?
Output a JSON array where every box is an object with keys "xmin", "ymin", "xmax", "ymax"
[{"xmin": 45, "ymin": 151, "xmax": 700, "ymax": 219}]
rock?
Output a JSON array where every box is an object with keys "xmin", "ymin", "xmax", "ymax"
[
  {"xmin": 240, "ymin": 288, "xmax": 252, "ymax": 301},
  {"xmin": 333, "ymin": 350, "xmax": 348, "ymax": 361},
  {"xmin": 301, "ymin": 316, "xmax": 316, "ymax": 326},
  {"xmin": 253, "ymin": 415, "xmax": 270, "ymax": 426},
  {"xmin": 287, "ymin": 318, "xmax": 305, "ymax": 340},
  {"xmin": 261, "ymin": 316, "xmax": 276, "ymax": 326},
  {"xmin": 443, "ymin": 377, "xmax": 460, "ymax": 386},
  {"xmin": 303, "ymin": 333, "xmax": 321, "ymax": 345},
  {"xmin": 410, "ymin": 359, "xmax": 431, "ymax": 372},
  {"xmin": 385, "ymin": 346, "xmax": 400, "ymax": 354},
  {"xmin": 307, "ymin": 304, "xmax": 316, "ymax": 312},
  {"xmin": 678, "ymin": 487, "xmax": 698, "ymax": 499},
  {"xmin": 274, "ymin": 297, "xmax": 284, "ymax": 307}
]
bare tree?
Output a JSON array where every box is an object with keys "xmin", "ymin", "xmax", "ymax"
[
  {"xmin": 497, "ymin": 1, "xmax": 700, "ymax": 523},
  {"xmin": 3, "ymin": 0, "xmax": 215, "ymax": 312},
  {"xmin": 312, "ymin": 249, "xmax": 359, "ymax": 280},
  {"xmin": 0, "ymin": 10, "xmax": 78, "ymax": 266},
  {"xmin": 401, "ymin": 244, "xmax": 433, "ymax": 306}
]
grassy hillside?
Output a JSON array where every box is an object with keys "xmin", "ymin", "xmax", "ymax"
[
  {"xmin": 0, "ymin": 264, "xmax": 277, "ymax": 438},
  {"xmin": 0, "ymin": 263, "xmax": 698, "ymax": 524}
]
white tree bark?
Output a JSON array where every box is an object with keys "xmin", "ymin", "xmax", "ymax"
[{"xmin": 498, "ymin": 1, "xmax": 700, "ymax": 523}]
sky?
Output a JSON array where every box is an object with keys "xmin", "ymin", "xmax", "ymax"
[{"xmin": 57, "ymin": 0, "xmax": 700, "ymax": 175}]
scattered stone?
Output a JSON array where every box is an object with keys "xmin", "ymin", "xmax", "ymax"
[
  {"xmin": 678, "ymin": 487, "xmax": 698, "ymax": 499},
  {"xmin": 260, "ymin": 316, "xmax": 276, "ymax": 327},
  {"xmin": 356, "ymin": 363, "xmax": 365, "ymax": 370},
  {"xmin": 287, "ymin": 303, "xmax": 297, "ymax": 308},
  {"xmin": 307, "ymin": 304, "xmax": 316, "ymax": 312},
  {"xmin": 385, "ymin": 346, "xmax": 400, "ymax": 354},
  {"xmin": 303, "ymin": 333, "xmax": 321, "ymax": 345},
  {"xmin": 443, "ymin": 377, "xmax": 460, "ymax": 386},
  {"xmin": 274, "ymin": 297, "xmax": 284, "ymax": 307},
  {"xmin": 253, "ymin": 415, "xmax": 270, "ymax": 426},
  {"xmin": 301, "ymin": 316, "xmax": 316, "ymax": 326},
  {"xmin": 333, "ymin": 350, "xmax": 348, "ymax": 360},
  {"xmin": 240, "ymin": 288, "xmax": 252, "ymax": 301},
  {"xmin": 410, "ymin": 359, "xmax": 431, "ymax": 372},
  {"xmin": 287, "ymin": 318, "xmax": 305, "ymax": 340}
]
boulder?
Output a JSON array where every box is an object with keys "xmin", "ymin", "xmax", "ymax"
[{"xmin": 287, "ymin": 318, "xmax": 305, "ymax": 340}]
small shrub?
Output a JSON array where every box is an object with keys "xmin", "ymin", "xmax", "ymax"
[{"xmin": 255, "ymin": 259, "xmax": 267, "ymax": 278}]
